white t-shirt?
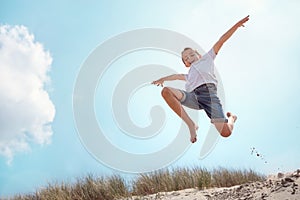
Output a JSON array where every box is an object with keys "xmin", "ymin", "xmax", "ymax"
[{"xmin": 184, "ymin": 48, "xmax": 218, "ymax": 92}]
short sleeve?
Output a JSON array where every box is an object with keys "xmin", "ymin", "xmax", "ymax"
[{"xmin": 207, "ymin": 48, "xmax": 216, "ymax": 60}]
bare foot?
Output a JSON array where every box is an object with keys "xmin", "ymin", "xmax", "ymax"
[
  {"xmin": 227, "ymin": 112, "xmax": 237, "ymax": 123},
  {"xmin": 189, "ymin": 124, "xmax": 198, "ymax": 143}
]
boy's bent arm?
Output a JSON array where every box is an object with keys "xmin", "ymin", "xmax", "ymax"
[
  {"xmin": 152, "ymin": 74, "xmax": 186, "ymax": 87},
  {"xmin": 213, "ymin": 15, "xmax": 249, "ymax": 55},
  {"xmin": 171, "ymin": 74, "xmax": 186, "ymax": 81},
  {"xmin": 160, "ymin": 74, "xmax": 186, "ymax": 81}
]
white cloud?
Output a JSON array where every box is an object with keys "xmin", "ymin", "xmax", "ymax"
[{"xmin": 0, "ymin": 25, "xmax": 55, "ymax": 164}]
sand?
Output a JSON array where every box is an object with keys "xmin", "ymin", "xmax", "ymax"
[{"xmin": 126, "ymin": 169, "xmax": 300, "ymax": 200}]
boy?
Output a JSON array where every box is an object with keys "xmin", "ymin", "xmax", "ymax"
[{"xmin": 152, "ymin": 15, "xmax": 249, "ymax": 143}]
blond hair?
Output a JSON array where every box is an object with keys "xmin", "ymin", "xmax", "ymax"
[{"xmin": 181, "ymin": 47, "xmax": 193, "ymax": 55}]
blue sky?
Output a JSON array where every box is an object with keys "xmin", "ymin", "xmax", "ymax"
[{"xmin": 1, "ymin": 0, "xmax": 300, "ymax": 197}]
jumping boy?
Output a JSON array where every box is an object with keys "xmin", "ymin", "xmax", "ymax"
[{"xmin": 152, "ymin": 15, "xmax": 249, "ymax": 143}]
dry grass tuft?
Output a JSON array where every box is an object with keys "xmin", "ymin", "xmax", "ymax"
[{"xmin": 11, "ymin": 167, "xmax": 265, "ymax": 200}]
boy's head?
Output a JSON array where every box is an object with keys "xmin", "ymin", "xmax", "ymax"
[{"xmin": 181, "ymin": 47, "xmax": 201, "ymax": 67}]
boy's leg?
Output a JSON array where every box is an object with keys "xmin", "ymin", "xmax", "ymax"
[
  {"xmin": 194, "ymin": 84, "xmax": 237, "ymax": 137},
  {"xmin": 161, "ymin": 87, "xmax": 198, "ymax": 143},
  {"xmin": 213, "ymin": 112, "xmax": 237, "ymax": 137}
]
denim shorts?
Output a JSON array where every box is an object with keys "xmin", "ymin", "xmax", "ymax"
[{"xmin": 180, "ymin": 83, "xmax": 228, "ymax": 123}]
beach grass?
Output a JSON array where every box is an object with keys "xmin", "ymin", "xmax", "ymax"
[{"xmin": 11, "ymin": 167, "xmax": 265, "ymax": 200}]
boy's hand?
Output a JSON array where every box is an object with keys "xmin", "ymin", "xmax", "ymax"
[
  {"xmin": 151, "ymin": 79, "xmax": 164, "ymax": 87},
  {"xmin": 237, "ymin": 15, "xmax": 250, "ymax": 28}
]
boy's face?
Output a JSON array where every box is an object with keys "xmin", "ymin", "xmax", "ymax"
[{"xmin": 182, "ymin": 49, "xmax": 200, "ymax": 67}]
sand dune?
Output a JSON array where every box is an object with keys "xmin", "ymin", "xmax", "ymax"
[{"xmin": 128, "ymin": 169, "xmax": 300, "ymax": 200}]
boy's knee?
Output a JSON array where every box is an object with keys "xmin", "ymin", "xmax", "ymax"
[
  {"xmin": 161, "ymin": 87, "xmax": 171, "ymax": 98},
  {"xmin": 214, "ymin": 123, "xmax": 231, "ymax": 137},
  {"xmin": 214, "ymin": 122, "xmax": 232, "ymax": 137},
  {"xmin": 220, "ymin": 129, "xmax": 232, "ymax": 137}
]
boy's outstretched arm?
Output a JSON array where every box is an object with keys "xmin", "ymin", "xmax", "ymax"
[
  {"xmin": 152, "ymin": 74, "xmax": 186, "ymax": 87},
  {"xmin": 213, "ymin": 15, "xmax": 249, "ymax": 55}
]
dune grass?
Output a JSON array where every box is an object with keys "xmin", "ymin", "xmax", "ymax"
[
  {"xmin": 12, "ymin": 174, "xmax": 130, "ymax": 200},
  {"xmin": 11, "ymin": 167, "xmax": 265, "ymax": 200},
  {"xmin": 131, "ymin": 166, "xmax": 265, "ymax": 196}
]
